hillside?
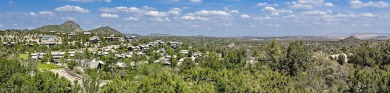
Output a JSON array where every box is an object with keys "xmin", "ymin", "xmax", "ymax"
[
  {"xmin": 33, "ymin": 21, "xmax": 84, "ymax": 32},
  {"xmin": 88, "ymin": 26, "xmax": 124, "ymax": 36}
]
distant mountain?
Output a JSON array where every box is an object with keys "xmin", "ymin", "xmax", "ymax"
[
  {"xmin": 326, "ymin": 33, "xmax": 390, "ymax": 40},
  {"xmin": 340, "ymin": 36, "xmax": 361, "ymax": 42},
  {"xmin": 148, "ymin": 33, "xmax": 174, "ymax": 36},
  {"xmin": 124, "ymin": 33, "xmax": 142, "ymax": 37},
  {"xmin": 89, "ymin": 26, "xmax": 124, "ymax": 36},
  {"xmin": 33, "ymin": 21, "xmax": 84, "ymax": 32},
  {"xmin": 353, "ymin": 33, "xmax": 390, "ymax": 40}
]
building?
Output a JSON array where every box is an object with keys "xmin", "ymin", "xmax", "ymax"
[
  {"xmin": 2, "ymin": 42, "xmax": 15, "ymax": 47},
  {"xmin": 89, "ymin": 36, "xmax": 100, "ymax": 43},
  {"xmin": 180, "ymin": 50, "xmax": 190, "ymax": 54},
  {"xmin": 84, "ymin": 32, "xmax": 91, "ymax": 35},
  {"xmin": 31, "ymin": 51, "xmax": 76, "ymax": 60},
  {"xmin": 40, "ymin": 36, "xmax": 57, "ymax": 47}
]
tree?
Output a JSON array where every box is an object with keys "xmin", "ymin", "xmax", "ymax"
[
  {"xmin": 266, "ymin": 40, "xmax": 284, "ymax": 71},
  {"xmin": 284, "ymin": 41, "xmax": 312, "ymax": 76},
  {"xmin": 179, "ymin": 58, "xmax": 195, "ymax": 73},
  {"xmin": 337, "ymin": 54, "xmax": 345, "ymax": 65}
]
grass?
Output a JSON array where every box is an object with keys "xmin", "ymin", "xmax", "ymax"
[
  {"xmin": 38, "ymin": 64, "xmax": 62, "ymax": 70},
  {"xmin": 18, "ymin": 54, "xmax": 29, "ymax": 60}
]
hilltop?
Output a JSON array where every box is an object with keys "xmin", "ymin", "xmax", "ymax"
[
  {"xmin": 88, "ymin": 26, "xmax": 124, "ymax": 36},
  {"xmin": 33, "ymin": 21, "xmax": 84, "ymax": 33}
]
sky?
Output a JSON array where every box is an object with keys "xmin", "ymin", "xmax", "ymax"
[{"xmin": 0, "ymin": 0, "xmax": 390, "ymax": 37}]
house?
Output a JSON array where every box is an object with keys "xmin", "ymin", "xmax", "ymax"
[
  {"xmin": 84, "ymin": 32, "xmax": 91, "ymax": 35},
  {"xmin": 89, "ymin": 36, "xmax": 100, "ymax": 43},
  {"xmin": 104, "ymin": 37, "xmax": 124, "ymax": 42},
  {"xmin": 169, "ymin": 42, "xmax": 182, "ymax": 49},
  {"xmin": 116, "ymin": 62, "xmax": 127, "ymax": 68},
  {"xmin": 180, "ymin": 50, "xmax": 190, "ymax": 54},
  {"xmin": 192, "ymin": 52, "xmax": 203, "ymax": 57},
  {"xmin": 40, "ymin": 36, "xmax": 57, "ymax": 47},
  {"xmin": 67, "ymin": 33, "xmax": 78, "ymax": 38},
  {"xmin": 2, "ymin": 42, "xmax": 15, "ymax": 47},
  {"xmin": 139, "ymin": 45, "xmax": 150, "ymax": 50},
  {"xmin": 128, "ymin": 46, "xmax": 140, "ymax": 51},
  {"xmin": 31, "ymin": 51, "xmax": 76, "ymax": 60}
]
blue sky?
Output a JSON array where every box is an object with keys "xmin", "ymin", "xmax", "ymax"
[{"xmin": 0, "ymin": 0, "xmax": 390, "ymax": 36}]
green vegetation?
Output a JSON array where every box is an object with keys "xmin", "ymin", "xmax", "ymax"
[
  {"xmin": 38, "ymin": 64, "xmax": 62, "ymax": 70},
  {"xmin": 18, "ymin": 54, "xmax": 29, "ymax": 60},
  {"xmin": 3, "ymin": 24, "xmax": 390, "ymax": 92},
  {"xmin": 0, "ymin": 59, "xmax": 80, "ymax": 92}
]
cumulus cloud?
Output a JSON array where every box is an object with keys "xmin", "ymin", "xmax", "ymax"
[
  {"xmin": 257, "ymin": 3, "xmax": 279, "ymax": 7},
  {"xmin": 189, "ymin": 0, "xmax": 202, "ymax": 3},
  {"xmin": 181, "ymin": 15, "xmax": 208, "ymax": 21},
  {"xmin": 168, "ymin": 8, "xmax": 182, "ymax": 15},
  {"xmin": 99, "ymin": 6, "xmax": 140, "ymax": 13},
  {"xmin": 289, "ymin": 0, "xmax": 334, "ymax": 9},
  {"xmin": 29, "ymin": 12, "xmax": 36, "ymax": 16},
  {"xmin": 240, "ymin": 14, "xmax": 250, "ymax": 19},
  {"xmin": 350, "ymin": 0, "xmax": 389, "ymax": 8},
  {"xmin": 39, "ymin": 11, "xmax": 54, "ymax": 16},
  {"xmin": 298, "ymin": 0, "xmax": 324, "ymax": 5},
  {"xmin": 195, "ymin": 10, "xmax": 230, "ymax": 16},
  {"xmin": 300, "ymin": 10, "xmax": 327, "ymax": 16},
  {"xmin": 289, "ymin": 2, "xmax": 314, "ymax": 9},
  {"xmin": 145, "ymin": 11, "xmax": 167, "ymax": 17},
  {"xmin": 55, "ymin": 5, "xmax": 90, "ymax": 13},
  {"xmin": 361, "ymin": 13, "xmax": 375, "ymax": 17},
  {"xmin": 324, "ymin": 2, "xmax": 334, "ymax": 6},
  {"xmin": 262, "ymin": 7, "xmax": 293, "ymax": 16},
  {"xmin": 229, "ymin": 10, "xmax": 240, "ymax": 13},
  {"xmin": 124, "ymin": 16, "xmax": 139, "ymax": 21},
  {"xmin": 100, "ymin": 13, "xmax": 119, "ymax": 18}
]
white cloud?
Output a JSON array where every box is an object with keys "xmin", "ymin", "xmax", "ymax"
[
  {"xmin": 55, "ymin": 5, "xmax": 90, "ymax": 13},
  {"xmin": 361, "ymin": 13, "xmax": 375, "ymax": 17},
  {"xmin": 230, "ymin": 10, "xmax": 240, "ymax": 13},
  {"xmin": 153, "ymin": 17, "xmax": 171, "ymax": 22},
  {"xmin": 181, "ymin": 15, "xmax": 208, "ymax": 21},
  {"xmin": 289, "ymin": 0, "xmax": 333, "ymax": 9},
  {"xmin": 99, "ymin": 6, "xmax": 140, "ymax": 13},
  {"xmin": 189, "ymin": 0, "xmax": 202, "ymax": 3},
  {"xmin": 350, "ymin": 0, "xmax": 389, "ymax": 8},
  {"xmin": 300, "ymin": 10, "xmax": 327, "ymax": 15},
  {"xmin": 104, "ymin": 0, "xmax": 111, "ymax": 2},
  {"xmin": 289, "ymin": 2, "xmax": 314, "ymax": 9},
  {"xmin": 241, "ymin": 14, "xmax": 250, "ymax": 19},
  {"xmin": 257, "ymin": 3, "xmax": 279, "ymax": 7},
  {"xmin": 62, "ymin": 17, "xmax": 76, "ymax": 20},
  {"xmin": 39, "ymin": 11, "xmax": 54, "ymax": 16},
  {"xmin": 324, "ymin": 2, "xmax": 334, "ymax": 6},
  {"xmin": 100, "ymin": 13, "xmax": 119, "ymax": 18},
  {"xmin": 262, "ymin": 7, "xmax": 293, "ymax": 16},
  {"xmin": 124, "ymin": 16, "xmax": 139, "ymax": 21},
  {"xmin": 298, "ymin": 0, "xmax": 324, "ymax": 5},
  {"xmin": 145, "ymin": 11, "xmax": 167, "ymax": 17},
  {"xmin": 195, "ymin": 10, "xmax": 230, "ymax": 16},
  {"xmin": 168, "ymin": 8, "xmax": 182, "ymax": 15},
  {"xmin": 29, "ymin": 12, "xmax": 36, "ymax": 16},
  {"xmin": 0, "ymin": 24, "xmax": 3, "ymax": 27}
]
